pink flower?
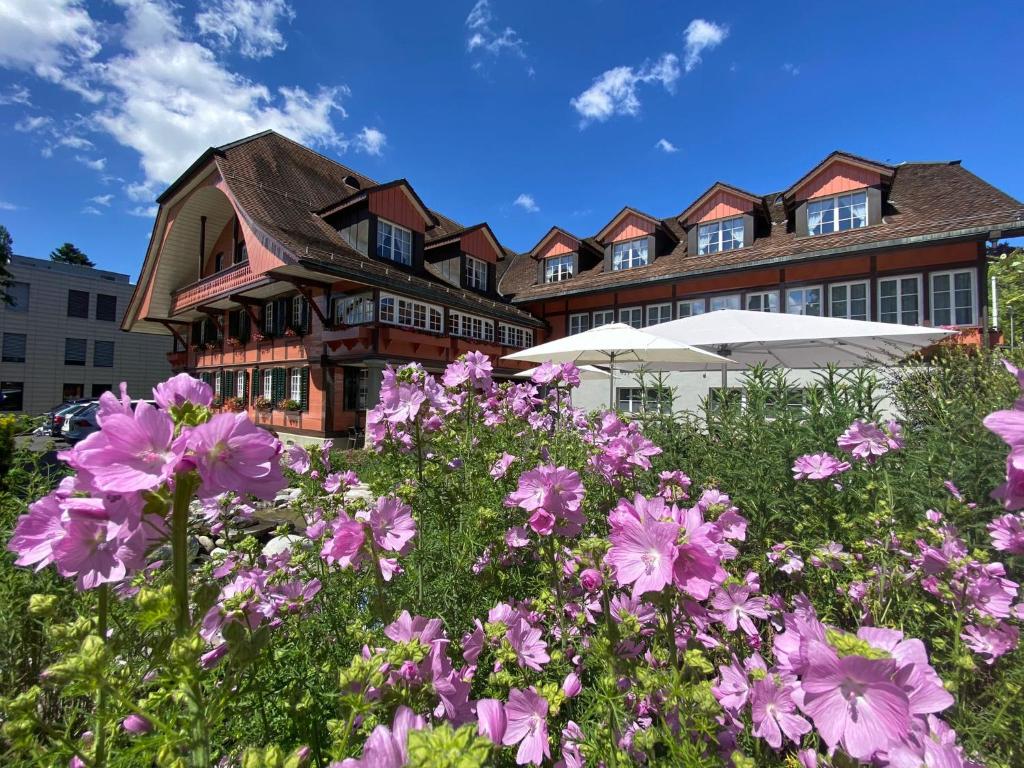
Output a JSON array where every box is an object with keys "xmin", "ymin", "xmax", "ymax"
[
  {"xmin": 284, "ymin": 444, "xmax": 311, "ymax": 474},
  {"xmin": 579, "ymin": 568, "xmax": 603, "ymax": 592},
  {"xmin": 340, "ymin": 706, "xmax": 424, "ymax": 768},
  {"xmin": 507, "ymin": 618, "xmax": 549, "ymax": 671},
  {"xmin": 121, "ymin": 714, "xmax": 152, "ymax": 735},
  {"xmin": 490, "ymin": 452, "xmax": 517, "ymax": 479},
  {"xmin": 8, "ymin": 490, "xmax": 67, "ymax": 570},
  {"xmin": 792, "ymin": 452, "xmax": 851, "ymax": 480},
  {"xmin": 605, "ymin": 495, "xmax": 679, "ymax": 598},
  {"xmin": 52, "ymin": 517, "xmax": 147, "ymax": 590},
  {"xmin": 152, "ymin": 373, "xmax": 213, "ymax": 410},
  {"xmin": 320, "ymin": 513, "xmax": 366, "ymax": 569},
  {"xmin": 463, "ymin": 351, "xmax": 493, "ymax": 389},
  {"xmin": 710, "ymin": 584, "xmax": 768, "ymax": 636},
  {"xmin": 187, "ymin": 413, "xmax": 285, "ymax": 500},
  {"xmin": 751, "ymin": 677, "xmax": 811, "ymax": 749},
  {"xmin": 837, "ymin": 419, "xmax": 901, "ymax": 464},
  {"xmin": 961, "ymin": 622, "xmax": 1019, "ymax": 664},
  {"xmin": 367, "ymin": 497, "xmax": 416, "ymax": 554},
  {"xmin": 672, "ymin": 505, "xmax": 727, "ymax": 600},
  {"xmin": 985, "ymin": 409, "xmax": 1024, "ymax": 510},
  {"xmin": 506, "ymin": 464, "xmax": 586, "ymax": 537},
  {"xmin": 384, "ymin": 611, "xmax": 444, "ymax": 644},
  {"xmin": 477, "ymin": 698, "xmax": 506, "ymax": 743},
  {"xmin": 502, "ymin": 687, "xmax": 550, "ymax": 766},
  {"xmin": 988, "ymin": 513, "xmax": 1024, "ymax": 554},
  {"xmin": 712, "ymin": 661, "xmax": 750, "ymax": 712},
  {"xmin": 323, "ymin": 470, "xmax": 359, "ymax": 494},
  {"xmin": 657, "ymin": 470, "xmax": 691, "ymax": 501},
  {"xmin": 562, "ymin": 671, "xmax": 582, "ymax": 698}
]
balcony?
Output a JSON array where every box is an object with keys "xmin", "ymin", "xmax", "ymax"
[
  {"xmin": 166, "ymin": 350, "xmax": 189, "ymax": 369},
  {"xmin": 170, "ymin": 261, "xmax": 261, "ymax": 314}
]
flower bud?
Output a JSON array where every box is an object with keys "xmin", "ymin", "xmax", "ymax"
[
  {"xmin": 579, "ymin": 568, "xmax": 603, "ymax": 592},
  {"xmin": 29, "ymin": 593, "xmax": 58, "ymax": 617},
  {"xmin": 122, "ymin": 714, "xmax": 153, "ymax": 735},
  {"xmin": 562, "ymin": 671, "xmax": 582, "ymax": 698}
]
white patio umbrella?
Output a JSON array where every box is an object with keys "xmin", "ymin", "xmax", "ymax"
[
  {"xmin": 502, "ymin": 322, "xmax": 730, "ymax": 407},
  {"xmin": 514, "ymin": 364, "xmax": 610, "ymax": 380}
]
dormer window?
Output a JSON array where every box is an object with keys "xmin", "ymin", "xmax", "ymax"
[
  {"xmin": 464, "ymin": 255, "xmax": 488, "ymax": 291},
  {"xmin": 697, "ymin": 217, "xmax": 744, "ymax": 255},
  {"xmin": 545, "ymin": 254, "xmax": 574, "ymax": 283},
  {"xmin": 377, "ymin": 219, "xmax": 412, "ymax": 265},
  {"xmin": 611, "ymin": 238, "xmax": 648, "ymax": 271},
  {"xmin": 807, "ymin": 191, "xmax": 867, "ymax": 236}
]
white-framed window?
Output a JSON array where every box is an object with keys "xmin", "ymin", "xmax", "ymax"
[
  {"xmin": 677, "ymin": 299, "xmax": 706, "ymax": 318},
  {"xmin": 829, "ymin": 280, "xmax": 870, "ymax": 321},
  {"xmin": 593, "ymin": 309, "xmax": 615, "ymax": 327},
  {"xmin": 290, "ymin": 368, "xmax": 302, "ymax": 400},
  {"xmin": 807, "ymin": 191, "xmax": 868, "ymax": 236},
  {"xmin": 292, "ymin": 296, "xmax": 304, "ymax": 327},
  {"xmin": 930, "ymin": 269, "xmax": 976, "ymax": 327},
  {"xmin": 746, "ymin": 292, "xmax": 779, "ymax": 312},
  {"xmin": 619, "ymin": 306, "xmax": 643, "ymax": 328},
  {"xmin": 214, "ymin": 373, "xmax": 222, "ymax": 397},
  {"xmin": 377, "ymin": 219, "xmax": 413, "ymax": 265},
  {"xmin": 378, "ymin": 293, "xmax": 443, "ymax": 333},
  {"xmin": 262, "ymin": 369, "xmax": 273, "ymax": 400},
  {"xmin": 498, "ymin": 324, "xmax": 533, "ymax": 348},
  {"xmin": 646, "ymin": 303, "xmax": 672, "ymax": 327},
  {"xmin": 263, "ymin": 301, "xmax": 274, "ymax": 333},
  {"xmin": 450, "ymin": 311, "xmax": 495, "ymax": 342},
  {"xmin": 544, "ymin": 254, "xmax": 574, "ymax": 283},
  {"xmin": 356, "ymin": 368, "xmax": 369, "ymax": 410},
  {"xmin": 785, "ymin": 286, "xmax": 822, "ymax": 316},
  {"xmin": 878, "ymin": 275, "xmax": 922, "ymax": 325},
  {"xmin": 465, "ymin": 256, "xmax": 488, "ymax": 291},
  {"xmin": 236, "ymin": 370, "xmax": 246, "ymax": 396},
  {"xmin": 439, "ymin": 258, "xmax": 459, "ymax": 286},
  {"xmin": 697, "ymin": 217, "xmax": 744, "ymax": 254},
  {"xmin": 569, "ymin": 313, "xmax": 590, "ymax": 335},
  {"xmin": 334, "ymin": 293, "xmax": 375, "ymax": 325},
  {"xmin": 709, "ymin": 294, "xmax": 741, "ymax": 312},
  {"xmin": 611, "ymin": 238, "xmax": 649, "ymax": 271},
  {"xmin": 617, "ymin": 387, "xmax": 673, "ymax": 415}
]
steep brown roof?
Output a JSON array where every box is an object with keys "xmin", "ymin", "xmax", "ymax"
[
  {"xmin": 211, "ymin": 132, "xmax": 537, "ymax": 326},
  {"xmin": 499, "ymin": 161, "xmax": 1024, "ymax": 303}
]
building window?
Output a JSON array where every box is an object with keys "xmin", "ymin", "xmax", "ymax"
[
  {"xmin": 569, "ymin": 313, "xmax": 590, "ymax": 335},
  {"xmin": 96, "ymin": 294, "xmax": 117, "ymax": 322},
  {"xmin": 617, "ymin": 387, "xmax": 673, "ymax": 415},
  {"xmin": 334, "ymin": 293, "xmax": 375, "ymax": 325},
  {"xmin": 0, "ymin": 381, "xmax": 23, "ymax": 411},
  {"xmin": 235, "ymin": 242, "xmax": 248, "ymax": 264},
  {"xmin": 377, "ymin": 220, "xmax": 412, "ymax": 266},
  {"xmin": 290, "ymin": 368, "xmax": 302, "ymax": 400},
  {"xmin": 93, "ymin": 340, "xmax": 114, "ymax": 368},
  {"xmin": 64, "ymin": 338, "xmax": 87, "ymax": 366},
  {"xmin": 465, "ymin": 256, "xmax": 488, "ymax": 291},
  {"xmin": 697, "ymin": 217, "xmax": 744, "ymax": 254},
  {"xmin": 879, "ymin": 275, "xmax": 922, "ymax": 325},
  {"xmin": 91, "ymin": 384, "xmax": 110, "ymax": 398},
  {"xmin": 264, "ymin": 302, "xmax": 274, "ymax": 334},
  {"xmin": 619, "ymin": 306, "xmax": 643, "ymax": 329},
  {"xmin": 214, "ymin": 373, "xmax": 223, "ymax": 397},
  {"xmin": 611, "ymin": 238, "xmax": 649, "ymax": 271},
  {"xmin": 7, "ymin": 282, "xmax": 29, "ymax": 312},
  {"xmin": 356, "ymin": 369, "xmax": 369, "ymax": 410},
  {"xmin": 785, "ymin": 286, "xmax": 822, "ymax": 316},
  {"xmin": 544, "ymin": 254, "xmax": 574, "ymax": 283},
  {"xmin": 450, "ymin": 311, "xmax": 494, "ymax": 342},
  {"xmin": 236, "ymin": 370, "xmax": 246, "ymax": 397},
  {"xmin": 214, "ymin": 252, "xmax": 224, "ymax": 273},
  {"xmin": 746, "ymin": 292, "xmax": 779, "ymax": 312},
  {"xmin": 593, "ymin": 309, "xmax": 615, "ymax": 327},
  {"xmin": 498, "ymin": 324, "xmax": 533, "ymax": 348},
  {"xmin": 2, "ymin": 333, "xmax": 26, "ymax": 363},
  {"xmin": 709, "ymin": 294, "xmax": 741, "ymax": 312},
  {"xmin": 646, "ymin": 303, "xmax": 672, "ymax": 327},
  {"xmin": 67, "ymin": 289, "xmax": 89, "ymax": 318},
  {"xmin": 62, "ymin": 383, "xmax": 84, "ymax": 399},
  {"xmin": 930, "ymin": 269, "xmax": 976, "ymax": 327},
  {"xmin": 807, "ymin": 191, "xmax": 868, "ymax": 236},
  {"xmin": 292, "ymin": 296, "xmax": 305, "ymax": 328},
  {"xmin": 379, "ymin": 293, "xmax": 443, "ymax": 333},
  {"xmin": 677, "ymin": 299, "xmax": 706, "ymax": 318},
  {"xmin": 829, "ymin": 280, "xmax": 869, "ymax": 321},
  {"xmin": 263, "ymin": 369, "xmax": 273, "ymax": 400}
]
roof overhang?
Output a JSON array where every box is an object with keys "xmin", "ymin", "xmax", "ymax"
[
  {"xmin": 783, "ymin": 152, "xmax": 895, "ymax": 202},
  {"xmin": 677, "ymin": 182, "xmax": 762, "ymax": 225}
]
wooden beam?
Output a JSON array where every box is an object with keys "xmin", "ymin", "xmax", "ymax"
[
  {"xmin": 158, "ymin": 320, "xmax": 188, "ymax": 348},
  {"xmin": 199, "ymin": 215, "xmax": 207, "ymax": 278},
  {"xmin": 295, "ymin": 284, "xmax": 334, "ymax": 330},
  {"xmin": 196, "ymin": 305, "xmax": 225, "ymax": 334}
]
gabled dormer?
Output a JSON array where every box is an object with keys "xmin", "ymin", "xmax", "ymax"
[
  {"xmin": 528, "ymin": 227, "xmax": 603, "ymax": 285},
  {"xmin": 677, "ymin": 182, "xmax": 762, "ymax": 257},
  {"xmin": 594, "ymin": 207, "xmax": 673, "ymax": 272},
  {"xmin": 783, "ymin": 152, "xmax": 894, "ymax": 237},
  {"xmin": 424, "ymin": 223, "xmax": 503, "ymax": 295}
]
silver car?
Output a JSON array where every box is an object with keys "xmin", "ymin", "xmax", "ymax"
[{"xmin": 62, "ymin": 399, "xmax": 158, "ymax": 444}]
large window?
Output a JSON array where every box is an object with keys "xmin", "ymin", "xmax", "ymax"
[
  {"xmin": 64, "ymin": 338, "xmax": 87, "ymax": 366},
  {"xmin": 96, "ymin": 294, "xmax": 117, "ymax": 322},
  {"xmin": 262, "ymin": 369, "xmax": 273, "ymax": 400},
  {"xmin": 697, "ymin": 217, "xmax": 744, "ymax": 254},
  {"xmin": 356, "ymin": 369, "xmax": 369, "ymax": 410},
  {"xmin": 619, "ymin": 306, "xmax": 643, "ymax": 329},
  {"xmin": 291, "ymin": 296, "xmax": 306, "ymax": 328},
  {"xmin": 646, "ymin": 303, "xmax": 672, "ymax": 327},
  {"xmin": 617, "ymin": 387, "xmax": 673, "ymax": 415},
  {"xmin": 930, "ymin": 269, "xmax": 975, "ymax": 327},
  {"xmin": 878, "ymin": 275, "xmax": 922, "ymax": 325},
  {"xmin": 807, "ymin": 191, "xmax": 868, "ymax": 236},
  {"xmin": 93, "ymin": 340, "xmax": 114, "ymax": 368},
  {"xmin": 7, "ymin": 282, "xmax": 29, "ymax": 312},
  {"xmin": 785, "ymin": 286, "xmax": 822, "ymax": 316},
  {"xmin": 829, "ymin": 280, "xmax": 869, "ymax": 321},
  {"xmin": 450, "ymin": 311, "xmax": 495, "ymax": 342},
  {"xmin": 709, "ymin": 294, "xmax": 741, "ymax": 312},
  {"xmin": 544, "ymin": 254, "xmax": 574, "ymax": 283},
  {"xmin": 334, "ymin": 293, "xmax": 375, "ymax": 325},
  {"xmin": 569, "ymin": 313, "xmax": 590, "ymax": 335},
  {"xmin": 498, "ymin": 324, "xmax": 533, "ymax": 348},
  {"xmin": 2, "ymin": 333, "xmax": 26, "ymax": 363},
  {"xmin": 67, "ymin": 289, "xmax": 89, "ymax": 318},
  {"xmin": 746, "ymin": 292, "xmax": 779, "ymax": 312},
  {"xmin": 214, "ymin": 373, "xmax": 223, "ymax": 397},
  {"xmin": 290, "ymin": 368, "xmax": 302, "ymax": 400},
  {"xmin": 236, "ymin": 370, "xmax": 246, "ymax": 398},
  {"xmin": 438, "ymin": 258, "xmax": 459, "ymax": 286},
  {"xmin": 677, "ymin": 299, "xmax": 706, "ymax": 318},
  {"xmin": 0, "ymin": 382, "xmax": 23, "ymax": 411},
  {"xmin": 611, "ymin": 238, "xmax": 649, "ymax": 271},
  {"xmin": 378, "ymin": 294, "xmax": 443, "ymax": 333},
  {"xmin": 264, "ymin": 301, "xmax": 274, "ymax": 334},
  {"xmin": 377, "ymin": 220, "xmax": 412, "ymax": 266},
  {"xmin": 465, "ymin": 256, "xmax": 488, "ymax": 291},
  {"xmin": 593, "ymin": 309, "xmax": 615, "ymax": 327}
]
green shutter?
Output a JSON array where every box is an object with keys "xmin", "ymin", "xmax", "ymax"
[
  {"xmin": 228, "ymin": 311, "xmax": 239, "ymax": 340},
  {"xmin": 275, "ymin": 299, "xmax": 288, "ymax": 337},
  {"xmin": 239, "ymin": 311, "xmax": 250, "ymax": 344},
  {"xmin": 251, "ymin": 367, "xmax": 260, "ymax": 402},
  {"xmin": 300, "ymin": 367, "xmax": 310, "ymax": 411},
  {"xmin": 242, "ymin": 369, "xmax": 249, "ymax": 404},
  {"xmin": 272, "ymin": 367, "xmax": 286, "ymax": 405}
]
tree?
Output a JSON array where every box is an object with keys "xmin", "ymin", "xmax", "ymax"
[
  {"xmin": 989, "ymin": 243, "xmax": 1024, "ymax": 348},
  {"xmin": 0, "ymin": 225, "xmax": 14, "ymax": 305},
  {"xmin": 49, "ymin": 242, "xmax": 95, "ymax": 267}
]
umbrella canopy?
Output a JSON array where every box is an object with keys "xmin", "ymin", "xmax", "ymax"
[{"xmin": 513, "ymin": 364, "xmax": 610, "ymax": 380}]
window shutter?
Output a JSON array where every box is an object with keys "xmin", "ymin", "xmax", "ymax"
[
  {"xmin": 191, "ymin": 321, "xmax": 202, "ymax": 345},
  {"xmin": 298, "ymin": 297, "xmax": 309, "ymax": 334},
  {"xmin": 225, "ymin": 370, "xmax": 235, "ymax": 398},
  {"xmin": 239, "ymin": 311, "xmax": 250, "ymax": 343},
  {"xmin": 300, "ymin": 367, "xmax": 310, "ymax": 411},
  {"xmin": 242, "ymin": 370, "xmax": 250, "ymax": 404},
  {"xmin": 228, "ymin": 311, "xmax": 240, "ymax": 340},
  {"xmin": 343, "ymin": 367, "xmax": 357, "ymax": 411},
  {"xmin": 251, "ymin": 367, "xmax": 259, "ymax": 401},
  {"xmin": 275, "ymin": 299, "xmax": 288, "ymax": 337},
  {"xmin": 272, "ymin": 367, "xmax": 286, "ymax": 405}
]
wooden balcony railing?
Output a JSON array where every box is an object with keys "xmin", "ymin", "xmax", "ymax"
[{"xmin": 170, "ymin": 261, "xmax": 256, "ymax": 314}]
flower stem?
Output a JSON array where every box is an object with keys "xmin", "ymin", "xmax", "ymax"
[
  {"xmin": 95, "ymin": 584, "xmax": 109, "ymax": 768},
  {"xmin": 171, "ymin": 473, "xmax": 195, "ymax": 635}
]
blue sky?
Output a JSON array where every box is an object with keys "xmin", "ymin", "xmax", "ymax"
[{"xmin": 1, "ymin": 0, "xmax": 1022, "ymax": 279}]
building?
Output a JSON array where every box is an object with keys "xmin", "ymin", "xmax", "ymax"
[
  {"xmin": 124, "ymin": 135, "xmax": 1024, "ymax": 432},
  {"xmin": 121, "ymin": 131, "xmax": 542, "ymax": 440},
  {"xmin": 0, "ymin": 255, "xmax": 172, "ymax": 414},
  {"xmin": 498, "ymin": 151, "xmax": 1024, "ymax": 411}
]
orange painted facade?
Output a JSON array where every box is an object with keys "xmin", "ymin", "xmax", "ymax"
[
  {"xmin": 537, "ymin": 232, "xmax": 579, "ymax": 259},
  {"xmin": 368, "ymin": 186, "xmax": 428, "ymax": 232},
  {"xmin": 795, "ymin": 160, "xmax": 881, "ymax": 201},
  {"xmin": 692, "ymin": 191, "xmax": 756, "ymax": 224},
  {"xmin": 603, "ymin": 213, "xmax": 656, "ymax": 243},
  {"xmin": 461, "ymin": 227, "xmax": 502, "ymax": 264}
]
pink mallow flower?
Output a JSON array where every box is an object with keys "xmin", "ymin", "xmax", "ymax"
[
  {"xmin": 984, "ymin": 408, "xmax": 1024, "ymax": 510},
  {"xmin": 837, "ymin": 419, "xmax": 902, "ymax": 464},
  {"xmin": 751, "ymin": 676, "xmax": 811, "ymax": 749},
  {"xmin": 791, "ymin": 452, "xmax": 851, "ymax": 481},
  {"xmin": 477, "ymin": 698, "xmax": 506, "ymax": 743},
  {"xmin": 961, "ymin": 622, "xmax": 1020, "ymax": 664},
  {"xmin": 507, "ymin": 618, "xmax": 550, "ymax": 672},
  {"xmin": 283, "ymin": 444, "xmax": 311, "ymax": 474},
  {"xmin": 490, "ymin": 452, "xmax": 518, "ymax": 480},
  {"xmin": 502, "ymin": 687, "xmax": 550, "ymax": 766},
  {"xmin": 340, "ymin": 706, "xmax": 425, "ymax": 768},
  {"xmin": 988, "ymin": 513, "xmax": 1024, "ymax": 554},
  {"xmin": 506, "ymin": 464, "xmax": 586, "ymax": 537},
  {"xmin": 187, "ymin": 413, "xmax": 285, "ymax": 500},
  {"xmin": 605, "ymin": 494, "xmax": 679, "ymax": 598},
  {"xmin": 367, "ymin": 496, "xmax": 417, "ymax": 554},
  {"xmin": 153, "ymin": 372, "xmax": 213, "ymax": 410},
  {"xmin": 709, "ymin": 583, "xmax": 768, "ymax": 636}
]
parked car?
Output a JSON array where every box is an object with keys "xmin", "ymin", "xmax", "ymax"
[
  {"xmin": 62, "ymin": 399, "xmax": 157, "ymax": 444},
  {"xmin": 49, "ymin": 401, "xmax": 93, "ymax": 437}
]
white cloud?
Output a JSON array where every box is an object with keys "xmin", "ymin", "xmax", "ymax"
[
  {"xmin": 571, "ymin": 54, "xmax": 680, "ymax": 125},
  {"xmin": 75, "ymin": 155, "xmax": 106, "ymax": 171},
  {"xmin": 0, "ymin": 201, "xmax": 20, "ymax": 210},
  {"xmin": 15, "ymin": 115, "xmax": 51, "ymax": 132},
  {"xmin": 683, "ymin": 19, "xmax": 728, "ymax": 72},
  {"xmin": 125, "ymin": 180, "xmax": 157, "ymax": 202},
  {"xmin": 81, "ymin": 205, "xmax": 102, "ymax": 215},
  {"xmin": 196, "ymin": 0, "xmax": 295, "ymax": 60},
  {"xmin": 782, "ymin": 62, "xmax": 800, "ymax": 76},
  {"xmin": 0, "ymin": 84, "xmax": 32, "ymax": 105},
  {"xmin": 465, "ymin": 0, "xmax": 526, "ymax": 60},
  {"xmin": 513, "ymin": 193, "xmax": 539, "ymax": 213},
  {"xmin": 655, "ymin": 138, "xmax": 678, "ymax": 153},
  {"xmin": 59, "ymin": 134, "xmax": 94, "ymax": 149},
  {"xmin": 129, "ymin": 204, "xmax": 159, "ymax": 217},
  {"xmin": 354, "ymin": 127, "xmax": 386, "ymax": 156},
  {"xmin": 90, "ymin": 194, "xmax": 114, "ymax": 206}
]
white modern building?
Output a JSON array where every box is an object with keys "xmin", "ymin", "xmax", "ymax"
[{"xmin": 0, "ymin": 255, "xmax": 172, "ymax": 414}]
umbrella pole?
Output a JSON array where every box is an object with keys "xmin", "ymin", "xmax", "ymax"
[
  {"xmin": 609, "ymin": 353, "xmax": 616, "ymax": 410},
  {"xmin": 721, "ymin": 363, "xmax": 727, "ymax": 394}
]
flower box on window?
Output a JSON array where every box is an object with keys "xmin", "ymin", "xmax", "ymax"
[
  {"xmin": 278, "ymin": 399, "xmax": 301, "ymax": 412},
  {"xmin": 253, "ymin": 396, "xmax": 273, "ymax": 412},
  {"xmin": 284, "ymin": 327, "xmax": 299, "ymax": 338},
  {"xmin": 223, "ymin": 396, "xmax": 245, "ymax": 412},
  {"xmin": 226, "ymin": 336, "xmax": 243, "ymax": 348}
]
